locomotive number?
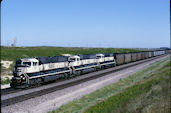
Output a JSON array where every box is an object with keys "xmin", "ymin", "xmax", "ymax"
[{"xmin": 49, "ymin": 63, "xmax": 55, "ymax": 68}]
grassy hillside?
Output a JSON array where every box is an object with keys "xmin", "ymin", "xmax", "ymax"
[
  {"xmin": 84, "ymin": 59, "xmax": 170, "ymax": 113},
  {"xmin": 48, "ymin": 57, "xmax": 170, "ymax": 113},
  {"xmin": 1, "ymin": 46, "xmax": 141, "ymax": 62}
]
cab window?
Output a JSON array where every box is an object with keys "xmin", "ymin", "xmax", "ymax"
[
  {"xmin": 33, "ymin": 62, "xmax": 37, "ymax": 66},
  {"xmin": 23, "ymin": 62, "xmax": 31, "ymax": 67},
  {"xmin": 96, "ymin": 56, "xmax": 101, "ymax": 59},
  {"xmin": 69, "ymin": 58, "xmax": 75, "ymax": 62}
]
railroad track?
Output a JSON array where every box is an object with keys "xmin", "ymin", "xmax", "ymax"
[
  {"xmin": 1, "ymin": 88, "xmax": 21, "ymax": 96},
  {"xmin": 1, "ymin": 54, "xmax": 168, "ymax": 107},
  {"xmin": 1, "ymin": 78, "xmax": 68, "ymax": 96}
]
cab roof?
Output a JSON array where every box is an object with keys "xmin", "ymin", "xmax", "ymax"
[{"xmin": 21, "ymin": 58, "xmax": 39, "ymax": 62}]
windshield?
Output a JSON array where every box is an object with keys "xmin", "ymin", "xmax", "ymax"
[
  {"xmin": 16, "ymin": 60, "xmax": 22, "ymax": 65},
  {"xmin": 23, "ymin": 62, "xmax": 31, "ymax": 67}
]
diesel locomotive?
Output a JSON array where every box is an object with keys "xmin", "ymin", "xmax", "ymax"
[{"xmin": 10, "ymin": 50, "xmax": 168, "ymax": 88}]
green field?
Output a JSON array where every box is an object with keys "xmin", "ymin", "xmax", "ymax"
[
  {"xmin": 1, "ymin": 46, "xmax": 141, "ymax": 61},
  {"xmin": 49, "ymin": 56, "xmax": 170, "ymax": 113}
]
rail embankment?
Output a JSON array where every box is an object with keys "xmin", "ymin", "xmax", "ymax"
[{"xmin": 49, "ymin": 56, "xmax": 170, "ymax": 113}]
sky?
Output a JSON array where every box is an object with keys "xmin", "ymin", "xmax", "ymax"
[{"xmin": 1, "ymin": 0, "xmax": 170, "ymax": 48}]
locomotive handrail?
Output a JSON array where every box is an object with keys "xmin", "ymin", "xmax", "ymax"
[{"xmin": 23, "ymin": 73, "xmax": 29, "ymax": 86}]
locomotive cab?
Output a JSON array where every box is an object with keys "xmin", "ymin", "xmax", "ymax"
[
  {"xmin": 96, "ymin": 54, "xmax": 105, "ymax": 62},
  {"xmin": 68, "ymin": 55, "xmax": 81, "ymax": 66},
  {"xmin": 13, "ymin": 58, "xmax": 39, "ymax": 76},
  {"xmin": 11, "ymin": 58, "xmax": 40, "ymax": 88}
]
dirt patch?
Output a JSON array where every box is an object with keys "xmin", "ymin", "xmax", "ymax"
[
  {"xmin": 1, "ymin": 75, "xmax": 13, "ymax": 80},
  {"xmin": 1, "ymin": 60, "xmax": 13, "ymax": 69},
  {"xmin": 1, "ymin": 84, "xmax": 10, "ymax": 89},
  {"xmin": 1, "ymin": 60, "xmax": 13, "ymax": 84}
]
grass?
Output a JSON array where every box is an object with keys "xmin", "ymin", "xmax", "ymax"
[
  {"xmin": 85, "ymin": 78, "xmax": 160, "ymax": 113},
  {"xmin": 1, "ymin": 46, "xmax": 141, "ymax": 61},
  {"xmin": 48, "ymin": 56, "xmax": 170, "ymax": 113},
  {"xmin": 85, "ymin": 61, "xmax": 170, "ymax": 113},
  {"xmin": 1, "ymin": 77, "xmax": 11, "ymax": 85}
]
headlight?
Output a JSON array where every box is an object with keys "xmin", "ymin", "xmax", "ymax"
[{"xmin": 22, "ymin": 77, "xmax": 25, "ymax": 80}]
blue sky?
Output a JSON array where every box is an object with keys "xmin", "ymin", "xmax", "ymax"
[{"xmin": 1, "ymin": 0, "xmax": 170, "ymax": 48}]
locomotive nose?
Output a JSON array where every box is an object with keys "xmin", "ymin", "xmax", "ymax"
[
  {"xmin": 13, "ymin": 67, "xmax": 26, "ymax": 76},
  {"xmin": 17, "ymin": 68, "xmax": 22, "ymax": 76},
  {"xmin": 10, "ymin": 76, "xmax": 22, "ymax": 88},
  {"xmin": 11, "ymin": 77, "xmax": 21, "ymax": 83}
]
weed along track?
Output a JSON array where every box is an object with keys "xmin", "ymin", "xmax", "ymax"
[
  {"xmin": 84, "ymin": 58, "xmax": 170, "ymax": 113},
  {"xmin": 1, "ymin": 54, "xmax": 168, "ymax": 107}
]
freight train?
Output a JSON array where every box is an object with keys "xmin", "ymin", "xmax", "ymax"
[{"xmin": 10, "ymin": 50, "xmax": 170, "ymax": 88}]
